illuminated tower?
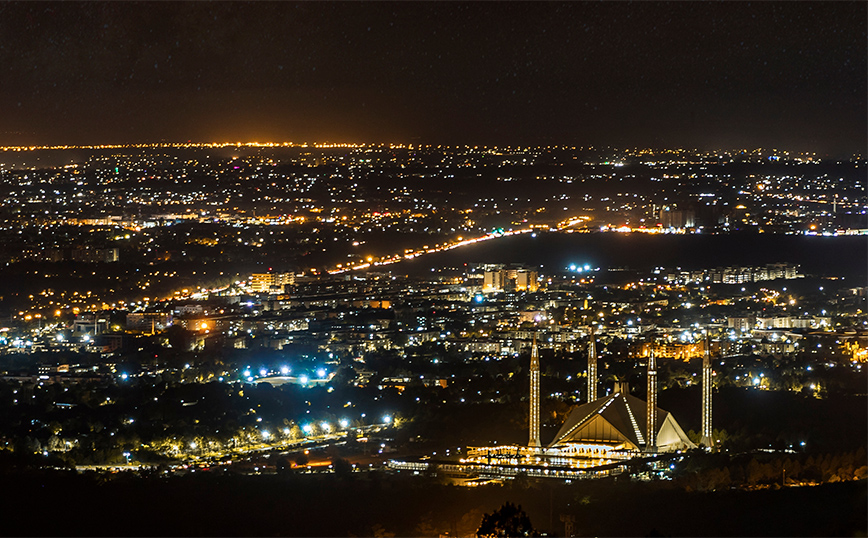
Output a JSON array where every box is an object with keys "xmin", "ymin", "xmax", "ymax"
[
  {"xmin": 700, "ymin": 333, "xmax": 714, "ymax": 448},
  {"xmin": 529, "ymin": 333, "xmax": 541, "ymax": 448},
  {"xmin": 646, "ymin": 347, "xmax": 657, "ymax": 452},
  {"xmin": 587, "ymin": 326, "xmax": 597, "ymax": 402}
]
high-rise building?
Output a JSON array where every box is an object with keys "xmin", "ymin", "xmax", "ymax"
[
  {"xmin": 482, "ymin": 265, "xmax": 538, "ymax": 294},
  {"xmin": 250, "ymin": 272, "xmax": 295, "ymax": 293},
  {"xmin": 126, "ymin": 312, "xmax": 173, "ymax": 333},
  {"xmin": 528, "ymin": 333, "xmax": 541, "ymax": 448},
  {"xmin": 659, "ymin": 206, "xmax": 696, "ymax": 228},
  {"xmin": 515, "ymin": 269, "xmax": 539, "ymax": 292},
  {"xmin": 483, "ymin": 269, "xmax": 506, "ymax": 293}
]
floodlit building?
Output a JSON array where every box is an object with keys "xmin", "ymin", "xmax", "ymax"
[
  {"xmin": 126, "ymin": 312, "xmax": 172, "ymax": 333},
  {"xmin": 482, "ymin": 265, "xmax": 539, "ymax": 294},
  {"xmin": 659, "ymin": 206, "xmax": 696, "ymax": 229},
  {"xmin": 250, "ymin": 272, "xmax": 295, "ymax": 293},
  {"xmin": 548, "ymin": 383, "xmax": 696, "ymax": 454},
  {"xmin": 514, "ymin": 269, "xmax": 539, "ymax": 292},
  {"xmin": 483, "ymin": 269, "xmax": 506, "ymax": 293}
]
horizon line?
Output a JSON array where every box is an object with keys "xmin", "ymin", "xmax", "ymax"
[{"xmin": 0, "ymin": 141, "xmax": 854, "ymax": 157}]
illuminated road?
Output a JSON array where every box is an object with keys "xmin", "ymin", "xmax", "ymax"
[{"xmin": 75, "ymin": 422, "xmax": 394, "ymax": 473}]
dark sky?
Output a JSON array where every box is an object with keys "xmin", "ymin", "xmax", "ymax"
[{"xmin": 0, "ymin": 1, "xmax": 864, "ymax": 154}]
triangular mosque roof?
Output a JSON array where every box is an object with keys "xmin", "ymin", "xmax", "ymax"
[{"xmin": 548, "ymin": 391, "xmax": 696, "ymax": 452}]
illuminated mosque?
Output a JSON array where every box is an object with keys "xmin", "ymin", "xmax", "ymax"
[{"xmin": 462, "ymin": 332, "xmax": 712, "ymax": 474}]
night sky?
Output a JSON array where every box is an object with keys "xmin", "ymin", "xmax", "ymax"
[{"xmin": 0, "ymin": 1, "xmax": 864, "ymax": 154}]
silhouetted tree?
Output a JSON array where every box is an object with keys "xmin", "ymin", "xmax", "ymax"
[
  {"xmin": 332, "ymin": 457, "xmax": 353, "ymax": 478},
  {"xmin": 477, "ymin": 502, "xmax": 537, "ymax": 537}
]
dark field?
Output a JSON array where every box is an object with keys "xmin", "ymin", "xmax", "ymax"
[{"xmin": 2, "ymin": 470, "xmax": 864, "ymax": 537}]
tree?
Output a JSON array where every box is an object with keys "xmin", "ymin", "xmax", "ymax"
[
  {"xmin": 512, "ymin": 470, "xmax": 530, "ymax": 490},
  {"xmin": 746, "ymin": 458, "xmax": 764, "ymax": 485},
  {"xmin": 477, "ymin": 502, "xmax": 537, "ymax": 538},
  {"xmin": 370, "ymin": 523, "xmax": 395, "ymax": 538},
  {"xmin": 458, "ymin": 508, "xmax": 486, "ymax": 538},
  {"xmin": 332, "ymin": 457, "xmax": 353, "ymax": 478},
  {"xmin": 414, "ymin": 513, "xmax": 438, "ymax": 537}
]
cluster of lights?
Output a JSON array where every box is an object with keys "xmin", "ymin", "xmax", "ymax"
[{"xmin": 568, "ymin": 264, "xmax": 593, "ymax": 273}]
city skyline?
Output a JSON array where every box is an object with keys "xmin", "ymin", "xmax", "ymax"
[
  {"xmin": 0, "ymin": 2, "xmax": 864, "ymax": 155},
  {"xmin": 0, "ymin": 3, "xmax": 865, "ymax": 535}
]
